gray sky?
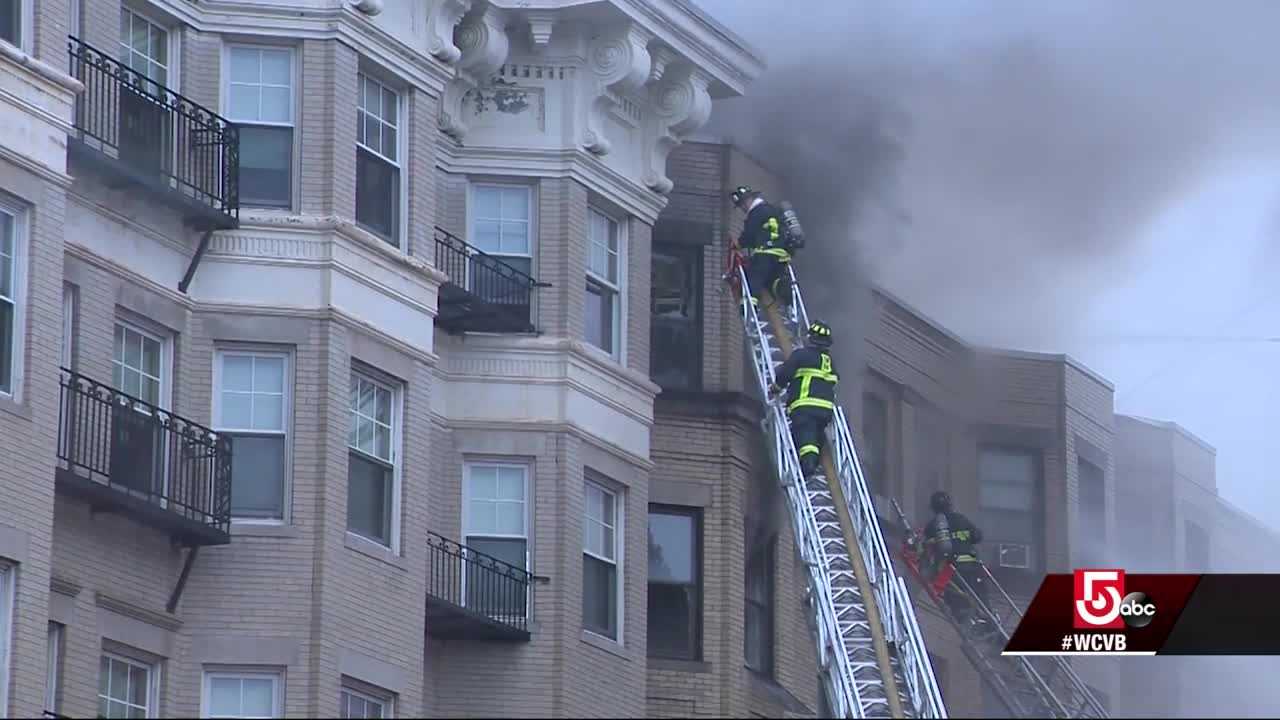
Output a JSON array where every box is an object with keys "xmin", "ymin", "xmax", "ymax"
[{"xmin": 694, "ymin": 0, "xmax": 1280, "ymax": 526}]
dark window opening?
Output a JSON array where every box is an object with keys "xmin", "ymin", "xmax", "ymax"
[
  {"xmin": 0, "ymin": 0, "xmax": 19, "ymax": 46},
  {"xmin": 647, "ymin": 505, "xmax": 702, "ymax": 660},
  {"xmin": 745, "ymin": 536, "xmax": 776, "ymax": 677},
  {"xmin": 978, "ymin": 447, "xmax": 1042, "ymax": 579},
  {"xmin": 237, "ymin": 125, "xmax": 292, "ymax": 208},
  {"xmin": 355, "ymin": 147, "xmax": 400, "ymax": 244},
  {"xmin": 649, "ymin": 242, "xmax": 703, "ymax": 391},
  {"xmin": 862, "ymin": 393, "xmax": 889, "ymax": 496}
]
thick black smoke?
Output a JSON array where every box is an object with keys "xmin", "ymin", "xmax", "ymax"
[{"xmin": 697, "ymin": 0, "xmax": 1280, "ymax": 352}]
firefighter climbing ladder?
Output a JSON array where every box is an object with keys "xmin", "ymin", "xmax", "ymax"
[
  {"xmin": 890, "ymin": 500, "xmax": 1109, "ymax": 719},
  {"xmin": 731, "ymin": 257, "xmax": 947, "ymax": 719}
]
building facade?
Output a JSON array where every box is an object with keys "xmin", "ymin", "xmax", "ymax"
[{"xmin": 0, "ymin": 0, "xmax": 771, "ymax": 717}]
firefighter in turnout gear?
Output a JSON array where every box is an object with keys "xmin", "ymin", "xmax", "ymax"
[
  {"xmin": 732, "ymin": 185, "xmax": 794, "ymax": 309},
  {"xmin": 924, "ymin": 490, "xmax": 990, "ymax": 625},
  {"xmin": 768, "ymin": 321, "xmax": 838, "ymax": 479}
]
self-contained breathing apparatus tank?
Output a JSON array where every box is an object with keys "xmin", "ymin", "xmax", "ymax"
[{"xmin": 780, "ymin": 200, "xmax": 806, "ymax": 250}]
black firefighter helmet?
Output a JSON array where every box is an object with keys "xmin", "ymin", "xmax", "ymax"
[{"xmin": 930, "ymin": 490, "xmax": 953, "ymax": 515}]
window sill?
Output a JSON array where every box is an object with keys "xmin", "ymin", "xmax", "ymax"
[
  {"xmin": 580, "ymin": 629, "xmax": 628, "ymax": 660},
  {"xmin": 344, "ymin": 532, "xmax": 407, "ymax": 571},
  {"xmin": 231, "ymin": 522, "xmax": 298, "ymax": 538},
  {"xmin": 0, "ymin": 393, "xmax": 31, "ymax": 421},
  {"xmin": 648, "ymin": 658, "xmax": 711, "ymax": 674}
]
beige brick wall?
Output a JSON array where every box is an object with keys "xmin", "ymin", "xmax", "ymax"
[{"xmin": 0, "ymin": 158, "xmax": 66, "ymax": 718}]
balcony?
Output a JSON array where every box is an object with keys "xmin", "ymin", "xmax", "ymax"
[
  {"xmin": 55, "ymin": 369, "xmax": 232, "ymax": 547},
  {"xmin": 67, "ymin": 37, "xmax": 239, "ymax": 231},
  {"xmin": 433, "ymin": 227, "xmax": 548, "ymax": 334},
  {"xmin": 425, "ymin": 532, "xmax": 532, "ymax": 642}
]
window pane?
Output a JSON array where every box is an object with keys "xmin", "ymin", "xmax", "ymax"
[
  {"xmin": 260, "ymin": 49, "xmax": 291, "ymax": 86},
  {"xmin": 585, "ymin": 282, "xmax": 614, "ymax": 354},
  {"xmin": 475, "ymin": 188, "xmax": 501, "ymax": 219},
  {"xmin": 468, "ymin": 537, "xmax": 526, "ymax": 571},
  {"xmin": 99, "ymin": 656, "xmax": 111, "ymax": 696},
  {"xmin": 497, "ymin": 467, "xmax": 524, "ymax": 501},
  {"xmin": 220, "ymin": 392, "xmax": 252, "ymax": 428},
  {"xmin": 648, "ymin": 583, "xmax": 696, "ymax": 659},
  {"xmin": 468, "ymin": 499, "xmax": 497, "ymax": 536},
  {"xmin": 242, "ymin": 678, "xmax": 274, "ymax": 715},
  {"xmin": 238, "ymin": 126, "xmax": 292, "ymax": 208},
  {"xmin": 583, "ymin": 554, "xmax": 617, "ymax": 638},
  {"xmin": 585, "ymin": 484, "xmax": 604, "ymax": 523},
  {"xmin": 502, "ymin": 187, "xmax": 529, "ymax": 219},
  {"xmin": 109, "ymin": 659, "xmax": 129, "ymax": 701},
  {"xmin": 469, "ymin": 465, "xmax": 497, "ymax": 499},
  {"xmin": 473, "ymin": 220, "xmax": 500, "ymax": 252},
  {"xmin": 648, "ymin": 512, "xmax": 694, "ymax": 583},
  {"xmin": 223, "ymin": 356, "xmax": 253, "ymax": 392},
  {"xmin": 381, "ymin": 125, "xmax": 397, "ymax": 162},
  {"xmin": 229, "ymin": 48, "xmax": 259, "ymax": 83},
  {"xmin": 499, "ymin": 221, "xmax": 528, "ymax": 254},
  {"xmin": 229, "ymin": 434, "xmax": 286, "ymax": 518},
  {"xmin": 250, "ymin": 394, "xmax": 282, "ymax": 430},
  {"xmin": 495, "ymin": 501, "xmax": 524, "ymax": 535},
  {"xmin": 229, "ymin": 84, "xmax": 260, "ymax": 121},
  {"xmin": 0, "ymin": 301, "xmax": 12, "ymax": 394},
  {"xmin": 348, "ymin": 451, "xmax": 392, "ymax": 544},
  {"xmin": 209, "ymin": 677, "xmax": 240, "ymax": 715},
  {"xmin": 356, "ymin": 149, "xmax": 399, "ymax": 243},
  {"xmin": 254, "ymin": 356, "xmax": 284, "ymax": 392},
  {"xmin": 584, "ymin": 520, "xmax": 603, "ymax": 558},
  {"xmin": 128, "ymin": 665, "xmax": 148, "ymax": 705},
  {"xmin": 260, "ymin": 86, "xmax": 291, "ymax": 123}
]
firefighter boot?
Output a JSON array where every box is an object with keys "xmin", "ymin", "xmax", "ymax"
[{"xmin": 800, "ymin": 454, "xmax": 820, "ymax": 479}]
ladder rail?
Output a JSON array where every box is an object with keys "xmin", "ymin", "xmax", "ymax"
[
  {"xmin": 737, "ymin": 263, "xmax": 866, "ymax": 718},
  {"xmin": 783, "ymin": 263, "xmax": 948, "ymax": 718}
]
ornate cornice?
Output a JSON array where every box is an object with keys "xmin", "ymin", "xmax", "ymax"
[
  {"xmin": 440, "ymin": 3, "xmax": 512, "ymax": 141},
  {"xmin": 581, "ymin": 22, "xmax": 653, "ymax": 156},
  {"xmin": 643, "ymin": 62, "xmax": 712, "ymax": 194},
  {"xmin": 524, "ymin": 11, "xmax": 557, "ymax": 52}
]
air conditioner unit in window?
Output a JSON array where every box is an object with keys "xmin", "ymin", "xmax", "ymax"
[{"xmin": 997, "ymin": 543, "xmax": 1032, "ymax": 569}]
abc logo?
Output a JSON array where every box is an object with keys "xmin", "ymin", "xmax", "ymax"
[{"xmin": 1119, "ymin": 591, "xmax": 1156, "ymax": 628}]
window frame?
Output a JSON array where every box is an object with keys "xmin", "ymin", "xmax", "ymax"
[
  {"xmin": 467, "ymin": 181, "xmax": 536, "ymax": 275},
  {"xmin": 0, "ymin": 197, "xmax": 27, "ymax": 400},
  {"xmin": 221, "ymin": 42, "xmax": 298, "ymax": 210},
  {"xmin": 744, "ymin": 535, "xmax": 776, "ymax": 678},
  {"xmin": 45, "ymin": 622, "xmax": 63, "ymax": 716},
  {"xmin": 462, "ymin": 461, "xmax": 531, "ymax": 568},
  {"xmin": 355, "ymin": 68, "xmax": 406, "ymax": 247},
  {"xmin": 98, "ymin": 651, "xmax": 160, "ymax": 719},
  {"xmin": 861, "ymin": 392, "xmax": 890, "ymax": 497},
  {"xmin": 345, "ymin": 369, "xmax": 403, "ymax": 552},
  {"xmin": 213, "ymin": 347, "xmax": 293, "ymax": 524},
  {"xmin": 201, "ymin": 668, "xmax": 284, "ymax": 719},
  {"xmin": 0, "ymin": 561, "xmax": 13, "ymax": 718},
  {"xmin": 112, "ymin": 319, "xmax": 171, "ymax": 410},
  {"xmin": 585, "ymin": 207, "xmax": 626, "ymax": 361},
  {"xmin": 118, "ymin": 5, "xmax": 179, "ymax": 91},
  {"xmin": 646, "ymin": 504, "xmax": 703, "ymax": 661},
  {"xmin": 339, "ymin": 682, "xmax": 392, "ymax": 719},
  {"xmin": 976, "ymin": 444, "xmax": 1045, "ymax": 573},
  {"xmin": 582, "ymin": 477, "xmax": 624, "ymax": 643}
]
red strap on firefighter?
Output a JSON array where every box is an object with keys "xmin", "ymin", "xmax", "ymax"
[{"xmin": 723, "ymin": 240, "xmax": 745, "ymax": 298}]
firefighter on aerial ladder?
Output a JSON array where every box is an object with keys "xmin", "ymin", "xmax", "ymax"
[
  {"xmin": 768, "ymin": 320, "xmax": 838, "ymax": 479},
  {"xmin": 731, "ymin": 185, "xmax": 803, "ymax": 310},
  {"xmin": 923, "ymin": 490, "xmax": 991, "ymax": 627}
]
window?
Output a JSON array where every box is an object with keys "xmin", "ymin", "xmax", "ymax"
[
  {"xmin": 203, "ymin": 670, "xmax": 282, "ymax": 718},
  {"xmin": 215, "ymin": 351, "xmax": 290, "ymax": 521},
  {"xmin": 1185, "ymin": 519, "xmax": 1210, "ymax": 570},
  {"xmin": 98, "ymin": 653, "xmax": 156, "ymax": 719},
  {"xmin": 340, "ymin": 685, "xmax": 390, "ymax": 719},
  {"xmin": 1077, "ymin": 458, "xmax": 1106, "ymax": 565},
  {"xmin": 464, "ymin": 463, "xmax": 528, "ymax": 614},
  {"xmin": 0, "ymin": 0, "xmax": 19, "ymax": 47},
  {"xmin": 583, "ymin": 479, "xmax": 620, "ymax": 640},
  {"xmin": 0, "ymin": 563, "xmax": 13, "ymax": 717},
  {"xmin": 347, "ymin": 371, "xmax": 399, "ymax": 548},
  {"xmin": 46, "ymin": 623, "xmax": 63, "ymax": 715},
  {"xmin": 647, "ymin": 506, "xmax": 702, "ymax": 660},
  {"xmin": 744, "ymin": 537, "xmax": 775, "ymax": 676},
  {"xmin": 649, "ymin": 242, "xmax": 702, "ymax": 390},
  {"xmin": 862, "ymin": 393, "xmax": 889, "ymax": 496},
  {"xmin": 0, "ymin": 201, "xmax": 23, "ymax": 397},
  {"xmin": 113, "ymin": 322, "xmax": 165, "ymax": 406},
  {"xmin": 978, "ymin": 447, "xmax": 1041, "ymax": 572},
  {"xmin": 226, "ymin": 46, "xmax": 294, "ymax": 208},
  {"xmin": 119, "ymin": 8, "xmax": 169, "ymax": 86},
  {"xmin": 355, "ymin": 72, "xmax": 401, "ymax": 244},
  {"xmin": 471, "ymin": 184, "xmax": 533, "ymax": 279},
  {"xmin": 585, "ymin": 209, "xmax": 622, "ymax": 358}
]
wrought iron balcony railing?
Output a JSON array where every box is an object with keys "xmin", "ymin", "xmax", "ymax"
[
  {"xmin": 425, "ymin": 531, "xmax": 532, "ymax": 640},
  {"xmin": 67, "ymin": 36, "xmax": 240, "ymax": 229},
  {"xmin": 56, "ymin": 369, "xmax": 232, "ymax": 545},
  {"xmin": 433, "ymin": 227, "xmax": 547, "ymax": 334}
]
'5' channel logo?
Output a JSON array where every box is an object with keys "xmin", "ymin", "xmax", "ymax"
[{"xmin": 1073, "ymin": 569, "xmax": 1156, "ymax": 630}]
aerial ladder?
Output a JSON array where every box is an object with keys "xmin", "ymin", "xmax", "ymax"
[
  {"xmin": 726, "ymin": 250, "xmax": 946, "ymax": 718},
  {"xmin": 889, "ymin": 499, "xmax": 1109, "ymax": 719}
]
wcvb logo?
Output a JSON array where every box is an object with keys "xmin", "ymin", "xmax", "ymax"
[{"xmin": 1073, "ymin": 569, "xmax": 1125, "ymax": 629}]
